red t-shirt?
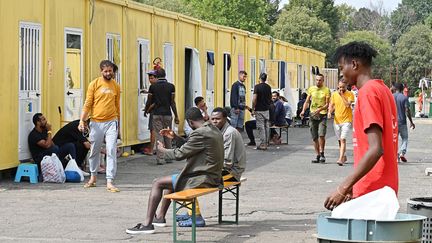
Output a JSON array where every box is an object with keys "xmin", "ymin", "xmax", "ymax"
[{"xmin": 352, "ymin": 79, "xmax": 399, "ymax": 198}]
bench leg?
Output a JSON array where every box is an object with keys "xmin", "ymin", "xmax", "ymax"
[
  {"xmin": 172, "ymin": 200, "xmax": 196, "ymax": 243},
  {"xmin": 218, "ymin": 185, "xmax": 240, "ymax": 225}
]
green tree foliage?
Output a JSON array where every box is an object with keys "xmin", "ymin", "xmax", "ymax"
[
  {"xmin": 272, "ymin": 6, "xmax": 334, "ymax": 55},
  {"xmin": 284, "ymin": 0, "xmax": 340, "ymax": 38},
  {"xmin": 390, "ymin": 5, "xmax": 418, "ymax": 44},
  {"xmin": 351, "ymin": 8, "xmax": 390, "ymax": 39},
  {"xmin": 135, "ymin": 0, "xmax": 273, "ymax": 35},
  {"xmin": 340, "ymin": 31, "xmax": 391, "ymax": 81},
  {"xmin": 394, "ymin": 24, "xmax": 432, "ymax": 91},
  {"xmin": 134, "ymin": 0, "xmax": 193, "ymax": 15},
  {"xmin": 188, "ymin": 0, "xmax": 271, "ymax": 35},
  {"xmin": 336, "ymin": 3, "xmax": 356, "ymax": 37},
  {"xmin": 403, "ymin": 0, "xmax": 432, "ymax": 23}
]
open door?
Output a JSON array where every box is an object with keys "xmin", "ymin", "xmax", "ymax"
[
  {"xmin": 64, "ymin": 29, "xmax": 83, "ymax": 123},
  {"xmin": 206, "ymin": 52, "xmax": 215, "ymax": 114},
  {"xmin": 185, "ymin": 48, "xmax": 203, "ymax": 110},
  {"xmin": 223, "ymin": 53, "xmax": 231, "ymax": 107},
  {"xmin": 18, "ymin": 22, "xmax": 42, "ymax": 160},
  {"xmin": 137, "ymin": 39, "xmax": 151, "ymax": 141},
  {"xmin": 249, "ymin": 58, "xmax": 256, "ymax": 107}
]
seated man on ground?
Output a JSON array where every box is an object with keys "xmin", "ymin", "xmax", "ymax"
[
  {"xmin": 126, "ymin": 107, "xmax": 224, "ymax": 234},
  {"xmin": 53, "ymin": 119, "xmax": 91, "ymax": 171},
  {"xmin": 28, "ymin": 113, "xmax": 76, "ymax": 173},
  {"xmin": 270, "ymin": 91, "xmax": 287, "ymax": 144}
]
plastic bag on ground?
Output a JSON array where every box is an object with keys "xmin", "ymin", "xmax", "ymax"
[
  {"xmin": 41, "ymin": 153, "xmax": 66, "ymax": 183},
  {"xmin": 65, "ymin": 158, "xmax": 84, "ymax": 182},
  {"xmin": 331, "ymin": 186, "xmax": 399, "ymax": 220}
]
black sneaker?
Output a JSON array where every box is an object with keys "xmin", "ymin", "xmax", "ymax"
[
  {"xmin": 312, "ymin": 155, "xmax": 320, "ymax": 163},
  {"xmin": 126, "ymin": 223, "xmax": 155, "ymax": 235},
  {"xmin": 152, "ymin": 217, "xmax": 167, "ymax": 227},
  {"xmin": 247, "ymin": 141, "xmax": 256, "ymax": 146},
  {"xmin": 320, "ymin": 154, "xmax": 326, "ymax": 163}
]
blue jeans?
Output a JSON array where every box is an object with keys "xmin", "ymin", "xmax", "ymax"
[
  {"xmin": 398, "ymin": 124, "xmax": 408, "ymax": 155},
  {"xmin": 230, "ymin": 108, "xmax": 245, "ymax": 129}
]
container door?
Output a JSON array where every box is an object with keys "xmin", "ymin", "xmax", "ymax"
[
  {"xmin": 206, "ymin": 51, "xmax": 215, "ymax": 114},
  {"xmin": 249, "ymin": 58, "xmax": 256, "ymax": 108},
  {"xmin": 163, "ymin": 43, "xmax": 177, "ymax": 132},
  {"xmin": 137, "ymin": 39, "xmax": 151, "ymax": 141},
  {"xmin": 106, "ymin": 33, "xmax": 122, "ymax": 139},
  {"xmin": 64, "ymin": 29, "xmax": 83, "ymax": 123},
  {"xmin": 223, "ymin": 53, "xmax": 231, "ymax": 107},
  {"xmin": 18, "ymin": 22, "xmax": 42, "ymax": 160},
  {"xmin": 191, "ymin": 48, "xmax": 202, "ymax": 103}
]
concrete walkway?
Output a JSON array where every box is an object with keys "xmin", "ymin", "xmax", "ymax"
[{"xmin": 1, "ymin": 118, "xmax": 431, "ymax": 242}]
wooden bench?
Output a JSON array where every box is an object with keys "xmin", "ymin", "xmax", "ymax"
[
  {"xmin": 269, "ymin": 124, "xmax": 290, "ymax": 144},
  {"xmin": 164, "ymin": 177, "xmax": 247, "ymax": 243}
]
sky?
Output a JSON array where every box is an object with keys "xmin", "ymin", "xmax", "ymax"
[{"xmin": 279, "ymin": 0, "xmax": 402, "ymax": 13}]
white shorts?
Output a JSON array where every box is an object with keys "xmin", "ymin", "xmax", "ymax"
[{"xmin": 334, "ymin": 122, "xmax": 351, "ymax": 140}]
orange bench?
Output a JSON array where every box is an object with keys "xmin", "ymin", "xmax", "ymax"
[{"xmin": 164, "ymin": 177, "xmax": 247, "ymax": 243}]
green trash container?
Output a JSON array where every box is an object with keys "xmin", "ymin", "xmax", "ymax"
[
  {"xmin": 410, "ymin": 100, "xmax": 415, "ymax": 114},
  {"xmin": 429, "ymin": 101, "xmax": 432, "ymax": 117}
]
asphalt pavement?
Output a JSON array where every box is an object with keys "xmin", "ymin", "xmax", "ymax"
[{"xmin": 1, "ymin": 118, "xmax": 432, "ymax": 243}]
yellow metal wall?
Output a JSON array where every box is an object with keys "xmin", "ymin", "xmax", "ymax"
[{"xmin": 0, "ymin": 0, "xmax": 325, "ymax": 170}]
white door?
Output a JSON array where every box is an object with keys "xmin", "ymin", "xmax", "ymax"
[
  {"xmin": 190, "ymin": 48, "xmax": 202, "ymax": 102},
  {"xmin": 18, "ymin": 22, "xmax": 42, "ymax": 160},
  {"xmin": 106, "ymin": 33, "xmax": 122, "ymax": 138},
  {"xmin": 64, "ymin": 29, "xmax": 83, "ymax": 122},
  {"xmin": 206, "ymin": 51, "xmax": 215, "ymax": 114},
  {"xmin": 249, "ymin": 58, "xmax": 256, "ymax": 108},
  {"xmin": 137, "ymin": 39, "xmax": 151, "ymax": 141},
  {"xmin": 163, "ymin": 43, "xmax": 177, "ymax": 132}
]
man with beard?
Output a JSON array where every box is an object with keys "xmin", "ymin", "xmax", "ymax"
[
  {"xmin": 28, "ymin": 113, "xmax": 76, "ymax": 174},
  {"xmin": 78, "ymin": 60, "xmax": 121, "ymax": 192}
]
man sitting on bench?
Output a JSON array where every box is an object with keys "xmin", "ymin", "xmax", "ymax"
[
  {"xmin": 126, "ymin": 107, "xmax": 224, "ymax": 234},
  {"xmin": 270, "ymin": 91, "xmax": 287, "ymax": 144}
]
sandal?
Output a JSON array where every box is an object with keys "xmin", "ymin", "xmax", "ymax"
[
  {"xmin": 337, "ymin": 160, "xmax": 344, "ymax": 166},
  {"xmin": 107, "ymin": 187, "xmax": 120, "ymax": 193},
  {"xmin": 83, "ymin": 182, "xmax": 96, "ymax": 188}
]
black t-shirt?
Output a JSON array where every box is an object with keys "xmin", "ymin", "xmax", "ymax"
[
  {"xmin": 28, "ymin": 128, "xmax": 48, "ymax": 159},
  {"xmin": 53, "ymin": 120, "xmax": 88, "ymax": 146},
  {"xmin": 253, "ymin": 83, "xmax": 272, "ymax": 111},
  {"xmin": 148, "ymin": 79, "xmax": 176, "ymax": 116}
]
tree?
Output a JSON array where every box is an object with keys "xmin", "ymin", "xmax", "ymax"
[
  {"xmin": 134, "ymin": 0, "xmax": 193, "ymax": 15},
  {"xmin": 187, "ymin": 0, "xmax": 271, "ymax": 35},
  {"xmin": 394, "ymin": 24, "xmax": 432, "ymax": 92},
  {"xmin": 403, "ymin": 0, "xmax": 432, "ymax": 23},
  {"xmin": 272, "ymin": 6, "xmax": 334, "ymax": 56},
  {"xmin": 389, "ymin": 5, "xmax": 418, "ymax": 44},
  {"xmin": 135, "ymin": 0, "xmax": 273, "ymax": 35},
  {"xmin": 340, "ymin": 31, "xmax": 391, "ymax": 82},
  {"xmin": 352, "ymin": 8, "xmax": 390, "ymax": 39},
  {"xmin": 284, "ymin": 0, "xmax": 340, "ymax": 38},
  {"xmin": 336, "ymin": 3, "xmax": 356, "ymax": 38}
]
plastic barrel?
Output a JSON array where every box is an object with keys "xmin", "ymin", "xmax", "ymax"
[{"xmin": 408, "ymin": 197, "xmax": 432, "ymax": 243}]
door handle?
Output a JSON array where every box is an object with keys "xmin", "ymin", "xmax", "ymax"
[
  {"xmin": 36, "ymin": 93, "xmax": 40, "ymax": 97},
  {"xmin": 66, "ymin": 91, "xmax": 73, "ymax": 96}
]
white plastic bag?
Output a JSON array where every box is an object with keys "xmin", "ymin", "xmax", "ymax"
[
  {"xmin": 41, "ymin": 153, "xmax": 66, "ymax": 183},
  {"xmin": 331, "ymin": 186, "xmax": 399, "ymax": 220},
  {"xmin": 65, "ymin": 158, "xmax": 84, "ymax": 182}
]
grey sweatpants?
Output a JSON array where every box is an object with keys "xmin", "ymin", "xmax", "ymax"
[
  {"xmin": 88, "ymin": 120, "xmax": 118, "ymax": 182},
  {"xmin": 153, "ymin": 115, "xmax": 172, "ymax": 162},
  {"xmin": 255, "ymin": 110, "xmax": 269, "ymax": 146}
]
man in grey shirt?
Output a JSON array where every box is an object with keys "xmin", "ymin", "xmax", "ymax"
[
  {"xmin": 392, "ymin": 82, "xmax": 415, "ymax": 162},
  {"xmin": 211, "ymin": 107, "xmax": 246, "ymax": 181}
]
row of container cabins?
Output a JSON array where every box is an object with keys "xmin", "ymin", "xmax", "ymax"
[{"xmin": 0, "ymin": 0, "xmax": 338, "ymax": 170}]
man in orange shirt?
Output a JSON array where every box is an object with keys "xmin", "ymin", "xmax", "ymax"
[
  {"xmin": 78, "ymin": 60, "xmax": 121, "ymax": 192},
  {"xmin": 325, "ymin": 42, "xmax": 398, "ymax": 210}
]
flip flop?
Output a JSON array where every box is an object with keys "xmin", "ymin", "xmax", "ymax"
[
  {"xmin": 83, "ymin": 182, "xmax": 96, "ymax": 188},
  {"xmin": 337, "ymin": 160, "xmax": 344, "ymax": 166},
  {"xmin": 107, "ymin": 187, "xmax": 120, "ymax": 193}
]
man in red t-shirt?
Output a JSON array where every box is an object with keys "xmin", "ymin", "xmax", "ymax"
[{"xmin": 324, "ymin": 42, "xmax": 398, "ymax": 210}]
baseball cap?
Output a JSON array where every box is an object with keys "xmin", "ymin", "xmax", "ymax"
[{"xmin": 147, "ymin": 70, "xmax": 157, "ymax": 76}]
